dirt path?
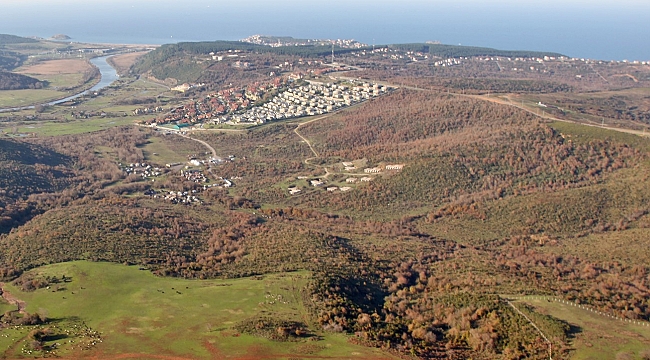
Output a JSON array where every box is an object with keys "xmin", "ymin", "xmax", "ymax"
[
  {"xmin": 0, "ymin": 282, "xmax": 26, "ymax": 313},
  {"xmin": 176, "ymin": 132, "xmax": 217, "ymax": 159},
  {"xmin": 294, "ymin": 114, "xmax": 333, "ymax": 159},
  {"xmin": 137, "ymin": 124, "xmax": 222, "ymax": 179},
  {"xmin": 469, "ymin": 94, "xmax": 650, "ymax": 137},
  {"xmin": 336, "ymin": 73, "xmax": 650, "ymax": 138},
  {"xmin": 293, "ymin": 113, "xmax": 337, "ymax": 178}
]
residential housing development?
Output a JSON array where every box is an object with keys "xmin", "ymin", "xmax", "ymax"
[
  {"xmin": 215, "ymin": 81, "xmax": 390, "ymax": 125},
  {"xmin": 146, "ymin": 79, "xmax": 391, "ymax": 128}
]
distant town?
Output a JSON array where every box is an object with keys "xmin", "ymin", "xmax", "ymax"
[{"xmin": 241, "ymin": 35, "xmax": 366, "ymax": 49}]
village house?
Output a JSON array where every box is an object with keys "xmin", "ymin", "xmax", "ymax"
[
  {"xmin": 171, "ymin": 83, "xmax": 191, "ymax": 92},
  {"xmin": 360, "ymin": 177, "xmax": 373, "ymax": 182},
  {"xmin": 364, "ymin": 167, "xmax": 381, "ymax": 173},
  {"xmin": 346, "ymin": 178, "xmax": 358, "ymax": 183},
  {"xmin": 385, "ymin": 164, "xmax": 404, "ymax": 170},
  {"xmin": 310, "ymin": 179, "xmax": 324, "ymax": 187}
]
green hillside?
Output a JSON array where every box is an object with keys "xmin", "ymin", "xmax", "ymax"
[{"xmin": 0, "ymin": 34, "xmax": 38, "ymax": 45}]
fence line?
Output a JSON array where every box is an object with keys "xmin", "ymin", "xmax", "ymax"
[
  {"xmin": 507, "ymin": 295, "xmax": 650, "ymax": 327},
  {"xmin": 506, "ymin": 299, "xmax": 553, "ymax": 360}
]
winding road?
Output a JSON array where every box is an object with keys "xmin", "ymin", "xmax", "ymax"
[{"xmin": 177, "ymin": 132, "xmax": 217, "ymax": 159}]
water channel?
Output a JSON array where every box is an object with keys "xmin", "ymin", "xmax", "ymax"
[{"xmin": 0, "ymin": 55, "xmax": 119, "ymax": 113}]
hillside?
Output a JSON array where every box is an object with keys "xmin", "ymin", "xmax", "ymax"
[
  {"xmin": 1, "ymin": 90, "xmax": 649, "ymax": 358},
  {"xmin": 0, "ymin": 138, "xmax": 74, "ymax": 233},
  {"xmin": 0, "ymin": 34, "xmax": 38, "ymax": 45},
  {"xmin": 131, "ymin": 41, "xmax": 563, "ymax": 85},
  {"xmin": 0, "ymin": 71, "xmax": 47, "ymax": 90},
  {"xmin": 0, "ymin": 53, "xmax": 25, "ymax": 71},
  {"xmin": 1, "ymin": 35, "xmax": 650, "ymax": 359},
  {"xmin": 390, "ymin": 43, "xmax": 566, "ymax": 58}
]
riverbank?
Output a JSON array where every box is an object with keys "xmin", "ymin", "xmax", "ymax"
[
  {"xmin": 106, "ymin": 51, "xmax": 149, "ymax": 76},
  {"xmin": 0, "ymin": 55, "xmax": 119, "ymax": 113}
]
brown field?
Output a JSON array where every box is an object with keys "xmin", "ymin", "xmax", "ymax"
[
  {"xmin": 16, "ymin": 59, "xmax": 93, "ymax": 75},
  {"xmin": 109, "ymin": 51, "xmax": 150, "ymax": 75}
]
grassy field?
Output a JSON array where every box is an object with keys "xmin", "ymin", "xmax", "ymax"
[
  {"xmin": 13, "ymin": 117, "xmax": 136, "ymax": 136},
  {"xmin": 0, "ymin": 89, "xmax": 67, "ymax": 108},
  {"xmin": 512, "ymin": 297, "xmax": 650, "ymax": 360},
  {"xmin": 15, "ymin": 59, "xmax": 94, "ymax": 89},
  {"xmin": 0, "ymin": 261, "xmax": 396, "ymax": 360},
  {"xmin": 16, "ymin": 59, "xmax": 94, "ymax": 76},
  {"xmin": 140, "ymin": 136, "xmax": 191, "ymax": 165},
  {"xmin": 549, "ymin": 120, "xmax": 650, "ymax": 150},
  {"xmin": 548, "ymin": 227, "xmax": 650, "ymax": 266},
  {"xmin": 0, "ymin": 300, "xmax": 14, "ymax": 314}
]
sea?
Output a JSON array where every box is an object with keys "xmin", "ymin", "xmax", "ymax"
[{"xmin": 2, "ymin": 0, "xmax": 650, "ymax": 62}]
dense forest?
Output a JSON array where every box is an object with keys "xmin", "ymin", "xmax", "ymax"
[
  {"xmin": 0, "ymin": 34, "xmax": 38, "ymax": 45},
  {"xmin": 0, "ymin": 53, "xmax": 25, "ymax": 71},
  {"xmin": 0, "ymin": 71, "xmax": 47, "ymax": 90},
  {"xmin": 389, "ymin": 43, "xmax": 565, "ymax": 59}
]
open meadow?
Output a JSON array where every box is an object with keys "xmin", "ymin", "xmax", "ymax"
[
  {"xmin": 0, "ymin": 261, "xmax": 396, "ymax": 360},
  {"xmin": 0, "ymin": 89, "xmax": 65, "ymax": 108},
  {"xmin": 16, "ymin": 59, "xmax": 94, "ymax": 76},
  {"xmin": 13, "ymin": 117, "xmax": 136, "ymax": 136},
  {"xmin": 512, "ymin": 297, "xmax": 650, "ymax": 360},
  {"xmin": 15, "ymin": 59, "xmax": 95, "ymax": 90}
]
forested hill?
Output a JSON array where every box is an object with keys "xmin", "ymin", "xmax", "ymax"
[
  {"xmin": 0, "ymin": 71, "xmax": 47, "ymax": 90},
  {"xmin": 131, "ymin": 40, "xmax": 368, "ymax": 76},
  {"xmin": 0, "ymin": 34, "xmax": 38, "ymax": 45},
  {"xmin": 132, "ymin": 39, "xmax": 566, "ymax": 80},
  {"xmin": 389, "ymin": 43, "xmax": 566, "ymax": 58},
  {"xmin": 0, "ymin": 53, "xmax": 26, "ymax": 71},
  {"xmin": 0, "ymin": 138, "xmax": 74, "ymax": 233}
]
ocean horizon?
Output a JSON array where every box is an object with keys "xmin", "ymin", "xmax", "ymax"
[{"xmin": 2, "ymin": 0, "xmax": 649, "ymax": 62}]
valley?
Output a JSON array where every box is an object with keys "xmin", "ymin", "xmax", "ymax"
[{"xmin": 1, "ymin": 34, "xmax": 650, "ymax": 359}]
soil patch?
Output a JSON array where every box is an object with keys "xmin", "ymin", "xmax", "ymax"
[
  {"xmin": 16, "ymin": 59, "xmax": 93, "ymax": 75},
  {"xmin": 109, "ymin": 52, "xmax": 149, "ymax": 75}
]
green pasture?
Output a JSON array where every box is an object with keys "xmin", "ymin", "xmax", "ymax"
[
  {"xmin": 33, "ymin": 73, "xmax": 86, "ymax": 89},
  {"xmin": 140, "ymin": 136, "xmax": 193, "ymax": 164},
  {"xmin": 0, "ymin": 261, "xmax": 394, "ymax": 359},
  {"xmin": 513, "ymin": 297, "xmax": 650, "ymax": 360},
  {"xmin": 0, "ymin": 89, "xmax": 66, "ymax": 108},
  {"xmin": 11, "ymin": 116, "xmax": 135, "ymax": 136}
]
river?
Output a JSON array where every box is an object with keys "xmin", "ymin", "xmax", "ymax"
[{"xmin": 0, "ymin": 55, "xmax": 119, "ymax": 113}]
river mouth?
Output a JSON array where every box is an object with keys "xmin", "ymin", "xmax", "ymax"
[{"xmin": 0, "ymin": 55, "xmax": 119, "ymax": 113}]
